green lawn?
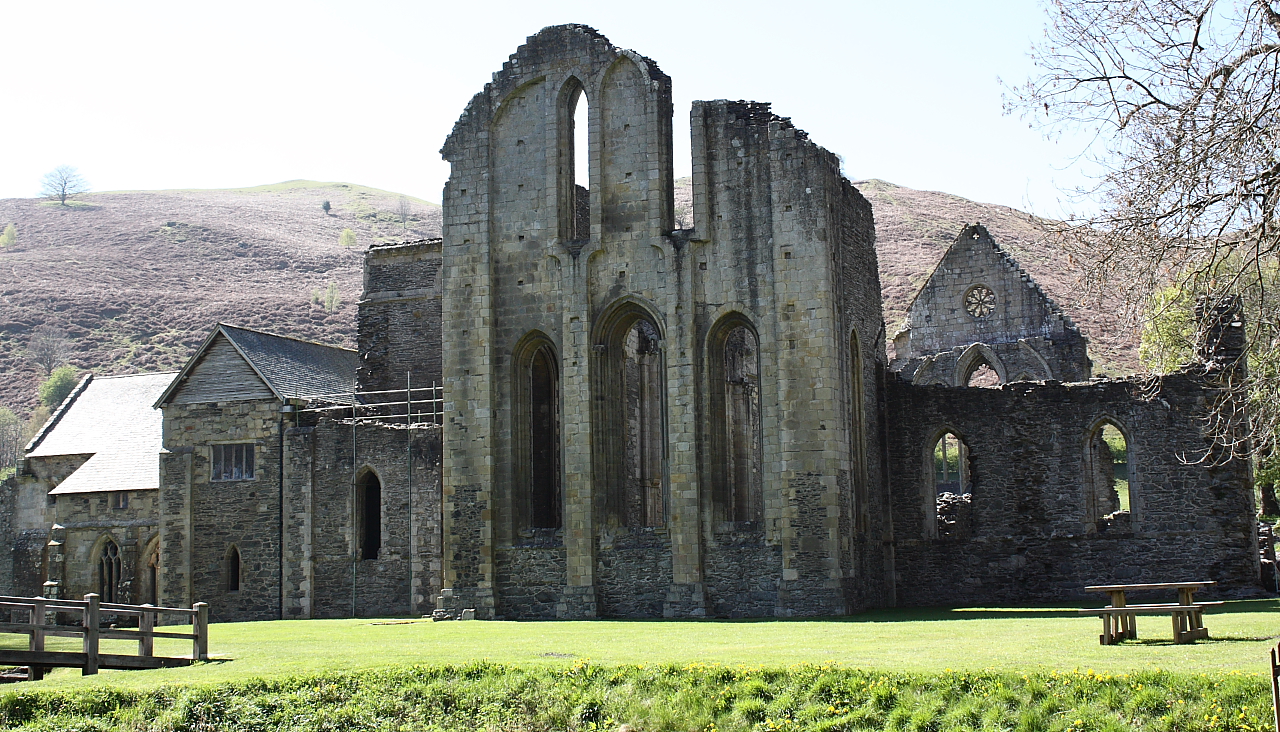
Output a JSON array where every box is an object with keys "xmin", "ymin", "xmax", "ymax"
[{"xmin": 8, "ymin": 599, "xmax": 1278, "ymax": 690}]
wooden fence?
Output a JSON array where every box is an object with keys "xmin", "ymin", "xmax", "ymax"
[
  {"xmin": 1271, "ymin": 640, "xmax": 1280, "ymax": 732},
  {"xmin": 0, "ymin": 594, "xmax": 208, "ymax": 679}
]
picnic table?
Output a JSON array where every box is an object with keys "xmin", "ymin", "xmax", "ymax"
[{"xmin": 1079, "ymin": 581, "xmax": 1220, "ymax": 645}]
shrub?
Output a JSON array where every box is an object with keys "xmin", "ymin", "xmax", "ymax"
[
  {"xmin": 39, "ymin": 365, "xmax": 80, "ymax": 408},
  {"xmin": 339, "ymin": 228, "xmax": 357, "ymax": 247},
  {"xmin": 0, "ymin": 223, "xmax": 15, "ymax": 248}
]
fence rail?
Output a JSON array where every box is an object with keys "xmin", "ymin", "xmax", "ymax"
[
  {"xmin": 0, "ymin": 594, "xmax": 208, "ymax": 679},
  {"xmin": 298, "ymin": 383, "xmax": 443, "ymax": 426}
]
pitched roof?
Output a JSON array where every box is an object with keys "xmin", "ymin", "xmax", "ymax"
[
  {"xmin": 155, "ymin": 324, "xmax": 358, "ymax": 406},
  {"xmin": 24, "ymin": 372, "xmax": 175, "ymax": 495}
]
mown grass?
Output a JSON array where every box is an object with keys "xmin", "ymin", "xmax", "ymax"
[
  {"xmin": 3, "ymin": 600, "xmax": 1276, "ymax": 691},
  {"xmin": 1, "ymin": 661, "xmax": 1274, "ymax": 732}
]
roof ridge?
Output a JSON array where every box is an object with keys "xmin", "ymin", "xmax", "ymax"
[
  {"xmin": 94, "ymin": 371, "xmax": 180, "ymax": 380},
  {"xmin": 218, "ymin": 323, "xmax": 357, "ymax": 353}
]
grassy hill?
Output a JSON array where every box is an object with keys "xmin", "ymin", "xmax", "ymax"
[
  {"xmin": 0, "ymin": 181, "xmax": 440, "ymax": 412},
  {"xmin": 0, "ymin": 178, "xmax": 1133, "ymax": 415}
]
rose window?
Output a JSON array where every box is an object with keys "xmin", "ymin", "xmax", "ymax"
[{"xmin": 964, "ymin": 285, "xmax": 996, "ymax": 318}]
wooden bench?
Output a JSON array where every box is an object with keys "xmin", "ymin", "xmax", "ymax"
[{"xmin": 1082, "ymin": 582, "xmax": 1219, "ymax": 645}]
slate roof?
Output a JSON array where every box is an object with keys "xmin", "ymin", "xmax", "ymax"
[
  {"xmin": 217, "ymin": 324, "xmax": 358, "ymax": 400},
  {"xmin": 155, "ymin": 324, "xmax": 358, "ymax": 406},
  {"xmin": 25, "ymin": 372, "xmax": 175, "ymax": 495}
]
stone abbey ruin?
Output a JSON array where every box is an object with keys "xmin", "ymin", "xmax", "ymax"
[{"xmin": 0, "ymin": 25, "xmax": 1262, "ymax": 621}]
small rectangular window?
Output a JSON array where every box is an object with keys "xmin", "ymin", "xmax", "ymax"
[
  {"xmin": 110, "ymin": 491, "xmax": 129, "ymax": 509},
  {"xmin": 211, "ymin": 444, "xmax": 255, "ymax": 481}
]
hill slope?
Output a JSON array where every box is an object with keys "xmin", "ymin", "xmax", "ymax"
[
  {"xmin": 0, "ymin": 178, "xmax": 1133, "ymax": 414},
  {"xmin": 0, "ymin": 182, "xmax": 440, "ymax": 411}
]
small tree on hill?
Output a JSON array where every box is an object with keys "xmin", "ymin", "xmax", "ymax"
[
  {"xmin": 339, "ymin": 228, "xmax": 357, "ymax": 247},
  {"xmin": 28, "ymin": 324, "xmax": 71, "ymax": 376},
  {"xmin": 395, "ymin": 197, "xmax": 412, "ymax": 233},
  {"xmin": 322, "ymin": 200, "xmax": 331, "ymax": 215},
  {"xmin": 40, "ymin": 166, "xmax": 90, "ymax": 206},
  {"xmin": 0, "ymin": 224, "xmax": 15, "ymax": 248},
  {"xmin": 323, "ymin": 282, "xmax": 341, "ymax": 312},
  {"xmin": 39, "ymin": 365, "xmax": 80, "ymax": 408}
]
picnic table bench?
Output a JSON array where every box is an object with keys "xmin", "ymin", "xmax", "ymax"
[{"xmin": 1080, "ymin": 582, "xmax": 1220, "ymax": 645}]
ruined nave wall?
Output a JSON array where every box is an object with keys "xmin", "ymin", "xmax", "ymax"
[{"xmin": 886, "ymin": 374, "xmax": 1258, "ymax": 606}]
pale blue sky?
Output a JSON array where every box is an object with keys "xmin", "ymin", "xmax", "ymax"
[{"xmin": 1, "ymin": 0, "xmax": 1092, "ymax": 216}]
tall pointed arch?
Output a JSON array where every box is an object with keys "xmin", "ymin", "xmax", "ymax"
[
  {"xmin": 1084, "ymin": 417, "xmax": 1136, "ymax": 533},
  {"xmin": 592, "ymin": 298, "xmax": 666, "ymax": 527},
  {"xmin": 707, "ymin": 314, "xmax": 763, "ymax": 525},
  {"xmin": 558, "ymin": 76, "xmax": 590, "ymax": 243},
  {"xmin": 514, "ymin": 331, "xmax": 563, "ymax": 531}
]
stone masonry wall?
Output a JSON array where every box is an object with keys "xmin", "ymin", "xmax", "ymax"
[
  {"xmin": 52, "ymin": 491, "xmax": 158, "ymax": 605},
  {"xmin": 886, "ymin": 373, "xmax": 1258, "ymax": 605},
  {"xmin": 301, "ymin": 417, "xmax": 442, "ymax": 619},
  {"xmin": 159, "ymin": 399, "xmax": 283, "ymax": 622},
  {"xmin": 690, "ymin": 99, "xmax": 886, "ymax": 615},
  {"xmin": 359, "ymin": 240, "xmax": 444, "ymax": 393}
]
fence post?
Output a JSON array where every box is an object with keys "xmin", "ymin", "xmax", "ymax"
[
  {"xmin": 138, "ymin": 604, "xmax": 155, "ymax": 657},
  {"xmin": 193, "ymin": 602, "xmax": 209, "ymax": 661},
  {"xmin": 28, "ymin": 599, "xmax": 45, "ymax": 681},
  {"xmin": 1271, "ymin": 641, "xmax": 1280, "ymax": 732},
  {"xmin": 82, "ymin": 593, "xmax": 100, "ymax": 675}
]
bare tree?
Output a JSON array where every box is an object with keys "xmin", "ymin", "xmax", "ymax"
[
  {"xmin": 29, "ymin": 324, "xmax": 71, "ymax": 376},
  {"xmin": 1009, "ymin": 0, "xmax": 1280, "ymax": 462},
  {"xmin": 395, "ymin": 197, "xmax": 412, "ymax": 233},
  {"xmin": 0, "ymin": 407, "xmax": 23, "ymax": 472},
  {"xmin": 40, "ymin": 166, "xmax": 90, "ymax": 205}
]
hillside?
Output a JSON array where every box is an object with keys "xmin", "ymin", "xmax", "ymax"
[
  {"xmin": 0, "ymin": 178, "xmax": 1134, "ymax": 415},
  {"xmin": 0, "ymin": 182, "xmax": 440, "ymax": 412}
]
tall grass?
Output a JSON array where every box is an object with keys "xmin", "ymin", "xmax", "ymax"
[{"xmin": 1, "ymin": 662, "xmax": 1272, "ymax": 732}]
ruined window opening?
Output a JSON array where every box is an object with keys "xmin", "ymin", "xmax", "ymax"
[
  {"xmin": 211, "ymin": 443, "xmax": 254, "ymax": 481},
  {"xmin": 573, "ymin": 89, "xmax": 589, "ymax": 192},
  {"xmin": 357, "ymin": 471, "xmax": 382, "ymax": 560},
  {"xmin": 965, "ymin": 361, "xmax": 1001, "ymax": 388},
  {"xmin": 849, "ymin": 329, "xmax": 869, "ymax": 535},
  {"xmin": 98, "ymin": 538, "xmax": 121, "ymax": 603},
  {"xmin": 1086, "ymin": 421, "xmax": 1131, "ymax": 533},
  {"xmin": 623, "ymin": 319, "xmax": 665, "ymax": 527},
  {"xmin": 931, "ymin": 432, "xmax": 972, "ymax": 540},
  {"xmin": 226, "ymin": 545, "xmax": 241, "ymax": 593},
  {"xmin": 722, "ymin": 324, "xmax": 762, "ymax": 523},
  {"xmin": 560, "ymin": 79, "xmax": 591, "ymax": 241},
  {"xmin": 528, "ymin": 345, "xmax": 562, "ymax": 529}
]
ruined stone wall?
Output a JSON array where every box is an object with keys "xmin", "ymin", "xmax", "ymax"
[
  {"xmin": 440, "ymin": 24, "xmax": 676, "ymax": 619},
  {"xmin": 300, "ymin": 417, "xmax": 442, "ymax": 619},
  {"xmin": 436, "ymin": 25, "xmax": 892, "ymax": 619},
  {"xmin": 158, "ymin": 400, "xmax": 283, "ymax": 622},
  {"xmin": 690, "ymin": 99, "xmax": 886, "ymax": 615},
  {"xmin": 893, "ymin": 225, "xmax": 1090, "ymax": 384},
  {"xmin": 0, "ymin": 476, "xmax": 14, "ymax": 595},
  {"xmin": 886, "ymin": 374, "xmax": 1258, "ymax": 605},
  {"xmin": 358, "ymin": 240, "xmax": 443, "ymax": 393}
]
